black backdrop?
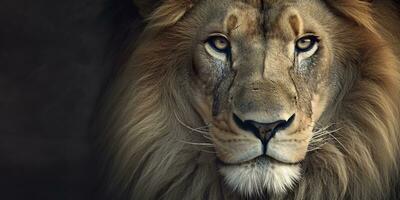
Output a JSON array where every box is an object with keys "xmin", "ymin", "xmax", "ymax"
[{"xmin": 0, "ymin": 0, "xmax": 141, "ymax": 199}]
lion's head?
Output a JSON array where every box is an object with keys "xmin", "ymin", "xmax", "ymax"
[{"xmin": 99, "ymin": 0, "xmax": 400, "ymax": 199}]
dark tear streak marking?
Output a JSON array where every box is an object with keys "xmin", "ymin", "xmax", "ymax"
[
  {"xmin": 290, "ymin": 52, "xmax": 300, "ymax": 106},
  {"xmin": 212, "ymin": 71, "xmax": 235, "ymax": 116},
  {"xmin": 212, "ymin": 56, "xmax": 235, "ymax": 116}
]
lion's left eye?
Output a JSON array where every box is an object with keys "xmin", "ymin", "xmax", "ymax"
[
  {"xmin": 207, "ymin": 36, "xmax": 230, "ymax": 53},
  {"xmin": 205, "ymin": 34, "xmax": 231, "ymax": 61},
  {"xmin": 295, "ymin": 35, "xmax": 319, "ymax": 53}
]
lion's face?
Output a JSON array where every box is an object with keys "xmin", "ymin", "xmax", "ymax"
[
  {"xmin": 190, "ymin": 0, "xmax": 337, "ymax": 195},
  {"xmin": 103, "ymin": 0, "xmax": 400, "ymax": 198}
]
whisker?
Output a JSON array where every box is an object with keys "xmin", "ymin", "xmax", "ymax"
[
  {"xmin": 307, "ymin": 147, "xmax": 322, "ymax": 152},
  {"xmin": 177, "ymin": 140, "xmax": 216, "ymax": 154},
  {"xmin": 309, "ymin": 137, "xmax": 331, "ymax": 145},
  {"xmin": 312, "ymin": 129, "xmax": 340, "ymax": 140},
  {"xmin": 307, "ymin": 141, "xmax": 329, "ymax": 152},
  {"xmin": 174, "ymin": 112, "xmax": 210, "ymax": 134},
  {"xmin": 326, "ymin": 132, "xmax": 349, "ymax": 154},
  {"xmin": 178, "ymin": 140, "xmax": 214, "ymax": 146},
  {"xmin": 310, "ymin": 125, "xmax": 348, "ymax": 154},
  {"xmin": 195, "ymin": 125, "xmax": 211, "ymax": 130},
  {"xmin": 197, "ymin": 149, "xmax": 216, "ymax": 154},
  {"xmin": 308, "ymin": 123, "xmax": 343, "ymax": 153}
]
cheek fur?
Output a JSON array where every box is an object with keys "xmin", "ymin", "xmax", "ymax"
[{"xmin": 297, "ymin": 56, "xmax": 318, "ymax": 74}]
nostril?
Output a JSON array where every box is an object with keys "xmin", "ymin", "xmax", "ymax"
[
  {"xmin": 232, "ymin": 113, "xmax": 259, "ymax": 135},
  {"xmin": 280, "ymin": 114, "xmax": 295, "ymax": 130}
]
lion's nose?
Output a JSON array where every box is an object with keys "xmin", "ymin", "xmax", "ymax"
[{"xmin": 233, "ymin": 113, "xmax": 295, "ymax": 143}]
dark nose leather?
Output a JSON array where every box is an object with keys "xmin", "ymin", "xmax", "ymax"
[{"xmin": 233, "ymin": 114, "xmax": 295, "ymax": 142}]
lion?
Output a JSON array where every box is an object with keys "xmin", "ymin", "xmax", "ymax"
[{"xmin": 97, "ymin": 0, "xmax": 400, "ymax": 199}]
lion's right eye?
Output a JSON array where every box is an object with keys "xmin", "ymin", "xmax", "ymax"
[
  {"xmin": 296, "ymin": 35, "xmax": 318, "ymax": 52},
  {"xmin": 294, "ymin": 35, "xmax": 320, "ymax": 62},
  {"xmin": 295, "ymin": 35, "xmax": 319, "ymax": 55},
  {"xmin": 205, "ymin": 35, "xmax": 230, "ymax": 61}
]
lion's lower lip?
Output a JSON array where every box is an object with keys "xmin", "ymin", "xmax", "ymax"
[{"xmin": 218, "ymin": 155, "xmax": 299, "ymax": 166}]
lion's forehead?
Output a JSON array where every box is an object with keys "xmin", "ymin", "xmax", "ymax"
[
  {"xmin": 224, "ymin": 3, "xmax": 260, "ymax": 37},
  {"xmin": 222, "ymin": 1, "xmax": 307, "ymax": 41}
]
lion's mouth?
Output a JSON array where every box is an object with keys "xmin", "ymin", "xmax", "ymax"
[{"xmin": 217, "ymin": 154, "xmax": 301, "ymax": 167}]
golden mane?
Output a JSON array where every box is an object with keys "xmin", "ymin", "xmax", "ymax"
[{"xmin": 98, "ymin": 1, "xmax": 400, "ymax": 199}]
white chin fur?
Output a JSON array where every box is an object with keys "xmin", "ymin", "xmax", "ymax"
[{"xmin": 219, "ymin": 160, "xmax": 301, "ymax": 197}]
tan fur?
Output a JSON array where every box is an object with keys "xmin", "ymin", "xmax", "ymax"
[
  {"xmin": 325, "ymin": 0, "xmax": 377, "ymax": 34},
  {"xmin": 98, "ymin": 0, "xmax": 400, "ymax": 199}
]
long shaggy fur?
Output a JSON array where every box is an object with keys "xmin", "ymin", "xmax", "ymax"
[{"xmin": 98, "ymin": 0, "xmax": 400, "ymax": 199}]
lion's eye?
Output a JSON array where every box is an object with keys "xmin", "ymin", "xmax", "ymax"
[
  {"xmin": 207, "ymin": 36, "xmax": 229, "ymax": 52},
  {"xmin": 295, "ymin": 35, "xmax": 319, "ymax": 53},
  {"xmin": 205, "ymin": 35, "xmax": 230, "ymax": 61}
]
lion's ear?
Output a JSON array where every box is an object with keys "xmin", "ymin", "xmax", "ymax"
[
  {"xmin": 134, "ymin": 0, "xmax": 196, "ymax": 29},
  {"xmin": 325, "ymin": 0, "xmax": 376, "ymax": 33}
]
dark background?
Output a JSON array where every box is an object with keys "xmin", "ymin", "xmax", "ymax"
[{"xmin": 0, "ymin": 0, "xmax": 142, "ymax": 199}]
